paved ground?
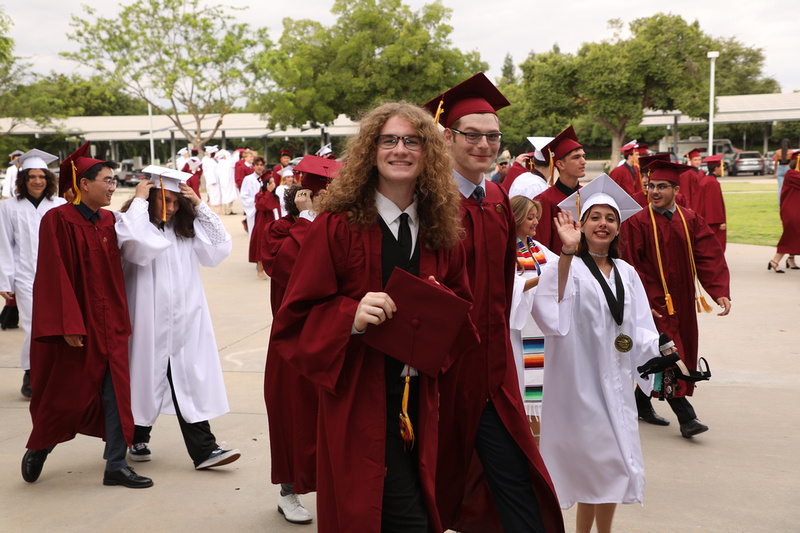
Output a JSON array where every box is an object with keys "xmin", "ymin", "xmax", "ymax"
[{"xmin": 1, "ymin": 184, "xmax": 798, "ymax": 532}]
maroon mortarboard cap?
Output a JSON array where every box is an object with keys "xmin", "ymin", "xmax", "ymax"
[
  {"xmin": 362, "ymin": 267, "xmax": 472, "ymax": 377},
  {"xmin": 636, "ymin": 144, "xmax": 649, "ymax": 155},
  {"xmin": 294, "ymin": 155, "xmax": 343, "ymax": 194},
  {"xmin": 619, "ymin": 140, "xmax": 638, "ymax": 156},
  {"xmin": 279, "ymin": 149, "xmax": 293, "ymax": 157},
  {"xmin": 703, "ymin": 154, "xmax": 724, "ymax": 165},
  {"xmin": 645, "ymin": 160, "xmax": 692, "ymax": 185},
  {"xmin": 543, "ymin": 125, "xmax": 582, "ymax": 162},
  {"xmin": 789, "ymin": 150, "xmax": 800, "ymax": 161},
  {"xmin": 59, "ymin": 141, "xmax": 105, "ymax": 204},
  {"xmin": 685, "ymin": 148, "xmax": 703, "ymax": 159},
  {"xmin": 422, "ymin": 72, "xmax": 510, "ymax": 129},
  {"xmin": 638, "ymin": 153, "xmax": 671, "ymax": 169}
]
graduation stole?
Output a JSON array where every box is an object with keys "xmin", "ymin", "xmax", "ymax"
[{"xmin": 647, "ymin": 204, "xmax": 713, "ymax": 316}]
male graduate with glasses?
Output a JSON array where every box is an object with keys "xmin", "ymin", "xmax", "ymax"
[
  {"xmin": 423, "ymin": 73, "xmax": 563, "ymax": 533},
  {"xmin": 621, "ymin": 159, "xmax": 731, "ymax": 438},
  {"xmin": 21, "ymin": 142, "xmax": 153, "ymax": 489}
]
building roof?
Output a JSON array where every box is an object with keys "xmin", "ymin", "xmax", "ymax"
[{"xmin": 640, "ymin": 92, "xmax": 800, "ymax": 127}]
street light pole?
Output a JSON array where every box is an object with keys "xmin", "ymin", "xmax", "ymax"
[{"xmin": 707, "ymin": 51, "xmax": 719, "ymax": 157}]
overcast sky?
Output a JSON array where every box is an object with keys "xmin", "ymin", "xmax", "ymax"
[{"xmin": 5, "ymin": 0, "xmax": 799, "ymax": 93}]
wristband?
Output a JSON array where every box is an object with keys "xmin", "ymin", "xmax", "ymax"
[{"xmin": 561, "ymin": 247, "xmax": 576, "ymax": 256}]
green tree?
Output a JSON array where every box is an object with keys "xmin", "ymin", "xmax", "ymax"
[
  {"xmin": 251, "ymin": 0, "xmax": 487, "ymax": 128},
  {"xmin": 37, "ymin": 73, "xmax": 149, "ymax": 117},
  {"xmin": 62, "ymin": 0, "xmax": 269, "ymax": 147}
]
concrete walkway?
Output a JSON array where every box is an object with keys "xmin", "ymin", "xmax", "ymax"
[{"xmin": 1, "ymin": 189, "xmax": 798, "ymax": 532}]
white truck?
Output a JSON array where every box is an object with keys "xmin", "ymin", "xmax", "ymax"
[{"xmin": 658, "ymin": 136, "xmax": 737, "ymax": 173}]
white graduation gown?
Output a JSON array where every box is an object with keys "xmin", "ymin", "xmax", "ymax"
[
  {"xmin": 2, "ymin": 165, "xmax": 18, "ymax": 198},
  {"xmin": 116, "ymin": 199, "xmax": 233, "ymax": 425},
  {"xmin": 240, "ymin": 172, "xmax": 260, "ymax": 237},
  {"xmin": 0, "ymin": 195, "xmax": 67, "ymax": 368},
  {"xmin": 203, "ymin": 157, "xmax": 221, "ymax": 206},
  {"xmin": 531, "ymin": 257, "xmax": 658, "ymax": 509},
  {"xmin": 509, "ymin": 239, "xmax": 558, "ymax": 416},
  {"xmin": 217, "ymin": 158, "xmax": 238, "ymax": 205},
  {"xmin": 274, "ymin": 184, "xmax": 290, "ymax": 217}
]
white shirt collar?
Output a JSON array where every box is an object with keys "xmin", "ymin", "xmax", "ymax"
[
  {"xmin": 375, "ymin": 190, "xmax": 418, "ymax": 226},
  {"xmin": 453, "ymin": 169, "xmax": 487, "ymax": 199}
]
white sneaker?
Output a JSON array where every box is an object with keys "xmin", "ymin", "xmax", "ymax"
[
  {"xmin": 195, "ymin": 447, "xmax": 241, "ymax": 470},
  {"xmin": 277, "ymin": 492, "xmax": 313, "ymax": 524}
]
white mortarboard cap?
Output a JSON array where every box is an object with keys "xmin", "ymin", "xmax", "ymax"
[
  {"xmin": 177, "ymin": 147, "xmax": 188, "ymax": 155},
  {"xmin": 558, "ymin": 173, "xmax": 642, "ymax": 223},
  {"xmin": 508, "ymin": 172, "xmax": 548, "ymax": 200},
  {"xmin": 315, "ymin": 143, "xmax": 332, "ymax": 157},
  {"xmin": 279, "ymin": 165, "xmax": 294, "ymax": 178},
  {"xmin": 527, "ymin": 136, "xmax": 555, "ymax": 162},
  {"xmin": 9, "ymin": 150, "xmax": 24, "ymax": 158},
  {"xmin": 214, "ymin": 149, "xmax": 230, "ymax": 160},
  {"xmin": 142, "ymin": 165, "xmax": 191, "ymax": 192},
  {"xmin": 204, "ymin": 145, "xmax": 218, "ymax": 154},
  {"xmin": 19, "ymin": 149, "xmax": 59, "ymax": 171}
]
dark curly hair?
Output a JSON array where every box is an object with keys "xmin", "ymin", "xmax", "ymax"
[
  {"xmin": 15, "ymin": 168, "xmax": 58, "ymax": 200},
  {"xmin": 283, "ymin": 184, "xmax": 303, "ymax": 218},
  {"xmin": 321, "ymin": 102, "xmax": 463, "ymax": 250},
  {"xmin": 119, "ymin": 187, "xmax": 196, "ymax": 239}
]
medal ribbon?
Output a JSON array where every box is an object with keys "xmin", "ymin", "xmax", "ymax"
[{"xmin": 580, "ymin": 255, "xmax": 624, "ymax": 326}]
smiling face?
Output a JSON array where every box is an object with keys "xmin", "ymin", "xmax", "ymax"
[
  {"xmin": 80, "ymin": 166, "xmax": 116, "ymax": 211},
  {"xmin": 647, "ymin": 179, "xmax": 678, "ymax": 210},
  {"xmin": 444, "ymin": 113, "xmax": 501, "ymax": 184},
  {"xmin": 25, "ymin": 168, "xmax": 47, "ymax": 199},
  {"xmin": 581, "ymin": 204, "xmax": 619, "ymax": 255},
  {"xmin": 375, "ymin": 115, "xmax": 423, "ymax": 191},
  {"xmin": 518, "ymin": 205, "xmax": 540, "ymax": 241}
]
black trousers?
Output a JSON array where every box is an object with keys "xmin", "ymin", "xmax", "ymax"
[
  {"xmin": 635, "ymin": 386, "xmax": 697, "ymax": 424},
  {"xmin": 381, "ymin": 382, "xmax": 428, "ymax": 533},
  {"xmin": 133, "ymin": 363, "xmax": 217, "ymax": 466},
  {"xmin": 474, "ymin": 401, "xmax": 545, "ymax": 533}
]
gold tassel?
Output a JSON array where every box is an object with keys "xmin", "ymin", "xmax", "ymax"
[
  {"xmin": 665, "ymin": 293, "xmax": 675, "ymax": 315},
  {"xmin": 398, "ymin": 375, "xmax": 415, "ymax": 451},
  {"xmin": 547, "ymin": 151, "xmax": 555, "ymax": 186},
  {"xmin": 795, "ymin": 157, "xmax": 799, "ymax": 171},
  {"xmin": 699, "ymin": 295, "xmax": 713, "ymax": 313},
  {"xmin": 576, "ymin": 190, "xmax": 581, "ymax": 218},
  {"xmin": 676, "ymin": 207, "xmax": 712, "ymax": 314},
  {"xmin": 70, "ymin": 161, "xmax": 82, "ymax": 205},
  {"xmin": 160, "ymin": 175, "xmax": 167, "ymax": 222},
  {"xmin": 433, "ymin": 99, "xmax": 444, "ymax": 126}
]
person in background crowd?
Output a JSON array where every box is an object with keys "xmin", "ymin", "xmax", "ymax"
[
  {"xmin": 696, "ymin": 154, "xmax": 727, "ymax": 252},
  {"xmin": 0, "ymin": 150, "xmax": 67, "ymax": 399},
  {"xmin": 678, "ymin": 148, "xmax": 704, "ymax": 209},
  {"xmin": 768, "ymin": 150, "xmax": 800, "ymax": 272}
]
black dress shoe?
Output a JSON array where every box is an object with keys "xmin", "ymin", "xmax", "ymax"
[
  {"xmin": 680, "ymin": 418, "xmax": 709, "ymax": 438},
  {"xmin": 638, "ymin": 408, "xmax": 670, "ymax": 426},
  {"xmin": 22, "ymin": 449, "xmax": 50, "ymax": 483},
  {"xmin": 21, "ymin": 370, "xmax": 32, "ymax": 399},
  {"xmin": 103, "ymin": 466, "xmax": 154, "ymax": 488}
]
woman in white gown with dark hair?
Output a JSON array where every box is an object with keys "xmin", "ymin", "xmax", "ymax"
[{"xmin": 531, "ymin": 175, "xmax": 674, "ymax": 533}]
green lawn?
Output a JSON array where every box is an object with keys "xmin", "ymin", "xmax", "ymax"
[{"xmin": 722, "ymin": 182, "xmax": 782, "ymax": 246}]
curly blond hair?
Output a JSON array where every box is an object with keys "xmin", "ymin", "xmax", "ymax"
[{"xmin": 321, "ymin": 102, "xmax": 463, "ymax": 250}]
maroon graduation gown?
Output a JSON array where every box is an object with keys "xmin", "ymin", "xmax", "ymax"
[
  {"xmin": 695, "ymin": 175, "xmax": 727, "ymax": 251},
  {"xmin": 608, "ymin": 162, "xmax": 638, "ymax": 196},
  {"xmin": 248, "ymin": 190, "xmax": 279, "ymax": 263},
  {"xmin": 262, "ymin": 214, "xmax": 318, "ymax": 493},
  {"xmin": 234, "ymin": 159, "xmax": 250, "ymax": 190},
  {"xmin": 534, "ymin": 181, "xmax": 579, "ymax": 253},
  {"xmin": 777, "ymin": 169, "xmax": 800, "ymax": 254},
  {"xmin": 436, "ymin": 182, "xmax": 563, "ymax": 533},
  {"xmin": 270, "ymin": 212, "xmax": 475, "ymax": 533},
  {"xmin": 27, "ymin": 204, "xmax": 133, "ymax": 449},
  {"xmin": 621, "ymin": 206, "xmax": 730, "ymax": 397},
  {"xmin": 182, "ymin": 162, "xmax": 203, "ymax": 197},
  {"xmin": 679, "ymin": 167, "xmax": 704, "ymax": 210}
]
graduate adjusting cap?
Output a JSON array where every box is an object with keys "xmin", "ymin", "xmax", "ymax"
[
  {"xmin": 204, "ymin": 145, "xmax": 218, "ymax": 154},
  {"xmin": 214, "ymin": 149, "xmax": 231, "ymax": 160},
  {"xmin": 142, "ymin": 165, "xmax": 191, "ymax": 193},
  {"xmin": 177, "ymin": 147, "xmax": 188, "ymax": 156},
  {"xmin": 685, "ymin": 148, "xmax": 703, "ymax": 159},
  {"xmin": 643, "ymin": 159, "xmax": 692, "ymax": 184},
  {"xmin": 294, "ymin": 155, "xmax": 343, "ymax": 194},
  {"xmin": 527, "ymin": 136, "xmax": 555, "ymax": 163},
  {"xmin": 543, "ymin": 125, "xmax": 582, "ymax": 163},
  {"xmin": 558, "ymin": 173, "xmax": 642, "ymax": 223},
  {"xmin": 59, "ymin": 141, "xmax": 106, "ymax": 203},
  {"xmin": 19, "ymin": 149, "xmax": 58, "ymax": 171},
  {"xmin": 422, "ymin": 72, "xmax": 510, "ymax": 128}
]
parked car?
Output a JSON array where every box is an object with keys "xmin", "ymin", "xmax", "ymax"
[
  {"xmin": 729, "ymin": 151, "xmax": 765, "ymax": 176},
  {"xmin": 117, "ymin": 161, "xmax": 148, "ymax": 187}
]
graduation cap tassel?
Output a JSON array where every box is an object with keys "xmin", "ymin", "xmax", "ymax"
[
  {"xmin": 633, "ymin": 150, "xmax": 643, "ymax": 192},
  {"xmin": 547, "ymin": 155, "xmax": 555, "ymax": 187},
  {"xmin": 399, "ymin": 375, "xmax": 415, "ymax": 451},
  {"xmin": 433, "ymin": 99, "xmax": 444, "ymax": 127},
  {"xmin": 70, "ymin": 161, "xmax": 82, "ymax": 205},
  {"xmin": 160, "ymin": 175, "xmax": 167, "ymax": 229}
]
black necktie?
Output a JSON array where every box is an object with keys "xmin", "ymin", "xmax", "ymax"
[
  {"xmin": 398, "ymin": 213, "xmax": 412, "ymax": 260},
  {"xmin": 473, "ymin": 186, "xmax": 485, "ymax": 203},
  {"xmin": 663, "ymin": 210, "xmax": 673, "ymax": 221}
]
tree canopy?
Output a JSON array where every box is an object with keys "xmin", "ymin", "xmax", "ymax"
[
  {"xmin": 250, "ymin": 0, "xmax": 487, "ymax": 128},
  {"xmin": 62, "ymin": 0, "xmax": 269, "ymax": 147}
]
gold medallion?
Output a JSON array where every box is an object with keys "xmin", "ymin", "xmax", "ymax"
[
  {"xmin": 614, "ymin": 333, "xmax": 633, "ymax": 352},
  {"xmin": 495, "ymin": 205, "xmax": 503, "ymax": 214}
]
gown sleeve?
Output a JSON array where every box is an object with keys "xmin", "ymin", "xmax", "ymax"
[
  {"xmin": 115, "ymin": 198, "xmax": 171, "ymax": 266},
  {"xmin": 530, "ymin": 258, "xmax": 575, "ymax": 337},
  {"xmin": 0, "ymin": 202, "xmax": 16, "ymax": 291},
  {"xmin": 192, "ymin": 202, "xmax": 233, "ymax": 267}
]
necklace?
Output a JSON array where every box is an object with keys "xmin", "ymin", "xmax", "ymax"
[{"xmin": 588, "ymin": 251, "xmax": 608, "ymax": 258}]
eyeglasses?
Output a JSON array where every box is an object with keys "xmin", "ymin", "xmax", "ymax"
[
  {"xmin": 498, "ymin": 162, "xmax": 509, "ymax": 166},
  {"xmin": 646, "ymin": 183, "xmax": 673, "ymax": 191},
  {"xmin": 375, "ymin": 135, "xmax": 423, "ymax": 151},
  {"xmin": 94, "ymin": 178, "xmax": 118, "ymax": 189},
  {"xmin": 450, "ymin": 128, "xmax": 502, "ymax": 145}
]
